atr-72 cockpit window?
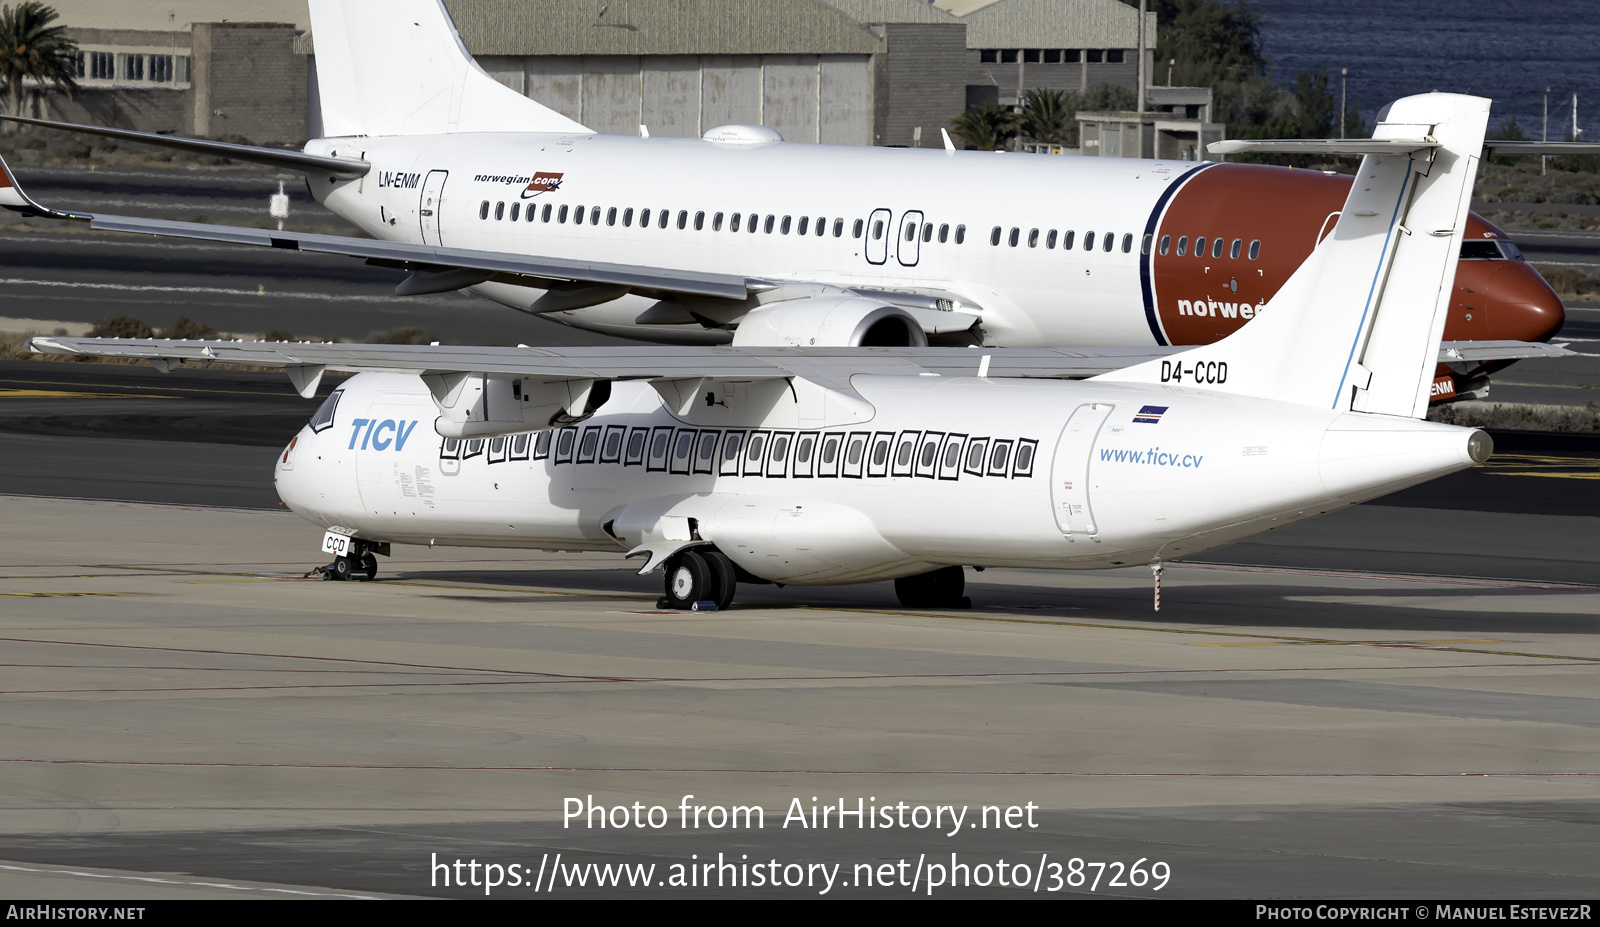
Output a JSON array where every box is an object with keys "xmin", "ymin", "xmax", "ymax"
[{"xmin": 308, "ymin": 389, "xmax": 341, "ymax": 433}]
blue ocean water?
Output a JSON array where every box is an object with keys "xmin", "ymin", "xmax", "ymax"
[{"xmin": 1250, "ymin": 0, "xmax": 1600, "ymax": 139}]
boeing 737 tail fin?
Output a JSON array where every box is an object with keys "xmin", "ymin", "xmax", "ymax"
[
  {"xmin": 308, "ymin": 0, "xmax": 591, "ymax": 137},
  {"xmin": 1101, "ymin": 93, "xmax": 1490, "ymax": 419}
]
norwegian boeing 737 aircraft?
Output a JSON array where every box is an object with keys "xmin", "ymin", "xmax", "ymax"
[
  {"xmin": 0, "ymin": 0, "xmax": 1575, "ymax": 401},
  {"xmin": 35, "ymin": 92, "xmax": 1501, "ymax": 612}
]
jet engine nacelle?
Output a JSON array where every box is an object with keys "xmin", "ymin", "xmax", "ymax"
[
  {"xmin": 731, "ymin": 296, "xmax": 928, "ymax": 348},
  {"xmin": 423, "ymin": 372, "xmax": 611, "ymax": 439}
]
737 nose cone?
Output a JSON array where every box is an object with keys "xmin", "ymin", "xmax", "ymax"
[{"xmin": 1475, "ymin": 258, "xmax": 1566, "ymax": 343}]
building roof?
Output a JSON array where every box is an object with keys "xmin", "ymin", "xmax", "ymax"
[
  {"xmin": 933, "ymin": 0, "xmax": 1155, "ymax": 49},
  {"xmin": 819, "ymin": 0, "xmax": 959, "ymax": 25},
  {"xmin": 443, "ymin": 0, "xmax": 884, "ymax": 56},
  {"xmin": 49, "ymin": 1, "xmax": 308, "ymax": 31}
]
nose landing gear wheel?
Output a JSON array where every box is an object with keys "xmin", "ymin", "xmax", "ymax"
[
  {"xmin": 894, "ymin": 565, "xmax": 970, "ymax": 609},
  {"xmin": 328, "ymin": 556, "xmax": 353, "ymax": 581},
  {"xmin": 359, "ymin": 552, "xmax": 378, "ymax": 581}
]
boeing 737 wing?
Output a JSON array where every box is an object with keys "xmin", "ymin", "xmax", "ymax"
[
  {"xmin": 0, "ymin": 114, "xmax": 371, "ymax": 177},
  {"xmin": 86, "ymin": 214, "xmax": 753, "ymax": 301},
  {"xmin": 0, "ymin": 154, "xmax": 749, "ymax": 301}
]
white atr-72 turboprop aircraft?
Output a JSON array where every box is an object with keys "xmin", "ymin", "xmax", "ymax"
[
  {"xmin": 0, "ymin": 0, "xmax": 1576, "ymax": 406},
  {"xmin": 35, "ymin": 92, "xmax": 1495, "ymax": 611}
]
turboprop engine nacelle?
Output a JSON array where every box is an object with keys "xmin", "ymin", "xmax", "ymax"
[
  {"xmin": 422, "ymin": 371, "xmax": 612, "ymax": 439},
  {"xmin": 731, "ymin": 296, "xmax": 928, "ymax": 347}
]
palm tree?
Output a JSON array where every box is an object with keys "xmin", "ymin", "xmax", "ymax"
[
  {"xmin": 0, "ymin": 2, "xmax": 77, "ymax": 129},
  {"xmin": 1020, "ymin": 88, "xmax": 1074, "ymax": 146},
  {"xmin": 950, "ymin": 104, "xmax": 1023, "ymax": 151}
]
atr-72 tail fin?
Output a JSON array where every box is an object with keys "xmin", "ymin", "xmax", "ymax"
[
  {"xmin": 1101, "ymin": 93, "xmax": 1490, "ymax": 419},
  {"xmin": 308, "ymin": 0, "xmax": 591, "ymax": 138}
]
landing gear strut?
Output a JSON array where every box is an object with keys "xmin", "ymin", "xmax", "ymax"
[
  {"xmin": 895, "ymin": 566, "xmax": 970, "ymax": 609},
  {"xmin": 657, "ymin": 548, "xmax": 737, "ymax": 611}
]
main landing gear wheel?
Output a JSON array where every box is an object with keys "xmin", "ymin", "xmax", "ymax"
[
  {"xmin": 658, "ymin": 549, "xmax": 711, "ymax": 610},
  {"xmin": 657, "ymin": 548, "xmax": 738, "ymax": 610},
  {"xmin": 895, "ymin": 566, "xmax": 970, "ymax": 609},
  {"xmin": 325, "ymin": 552, "xmax": 379, "ymax": 582},
  {"xmin": 700, "ymin": 549, "xmax": 737, "ymax": 611}
]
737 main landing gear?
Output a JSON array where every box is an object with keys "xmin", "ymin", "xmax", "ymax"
[
  {"xmin": 657, "ymin": 548, "xmax": 737, "ymax": 611},
  {"xmin": 895, "ymin": 566, "xmax": 971, "ymax": 609}
]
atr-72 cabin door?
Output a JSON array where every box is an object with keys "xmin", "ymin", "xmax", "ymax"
[{"xmin": 1050, "ymin": 402, "xmax": 1115, "ymax": 538}]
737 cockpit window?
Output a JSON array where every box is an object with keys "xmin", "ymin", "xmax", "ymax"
[
  {"xmin": 308, "ymin": 389, "xmax": 341, "ymax": 433},
  {"xmin": 1461, "ymin": 239, "xmax": 1522, "ymax": 260}
]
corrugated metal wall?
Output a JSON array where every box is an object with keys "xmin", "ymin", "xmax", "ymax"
[
  {"xmin": 942, "ymin": 0, "xmax": 1156, "ymax": 50},
  {"xmin": 478, "ymin": 54, "xmax": 873, "ymax": 145},
  {"xmin": 446, "ymin": 0, "xmax": 882, "ymax": 56}
]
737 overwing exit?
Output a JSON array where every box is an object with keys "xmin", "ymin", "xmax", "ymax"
[
  {"xmin": 33, "ymin": 92, "xmax": 1502, "ymax": 612},
  {"xmin": 0, "ymin": 0, "xmax": 1578, "ymax": 403}
]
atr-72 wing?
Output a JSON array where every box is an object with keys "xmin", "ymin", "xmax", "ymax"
[
  {"xmin": 29, "ymin": 336, "xmax": 1573, "ymax": 398},
  {"xmin": 27, "ymin": 337, "xmax": 1184, "ymax": 440},
  {"xmin": 26, "ymin": 338, "xmax": 1177, "ymax": 388}
]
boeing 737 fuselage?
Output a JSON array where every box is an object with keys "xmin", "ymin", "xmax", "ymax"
[{"xmin": 304, "ymin": 130, "xmax": 1559, "ymax": 400}]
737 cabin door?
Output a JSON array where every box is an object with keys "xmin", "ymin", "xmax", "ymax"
[
  {"xmin": 864, "ymin": 208, "xmax": 891, "ymax": 265},
  {"xmin": 418, "ymin": 170, "xmax": 448, "ymax": 246},
  {"xmin": 1050, "ymin": 402, "xmax": 1115, "ymax": 538},
  {"xmin": 897, "ymin": 210, "xmax": 924, "ymax": 266}
]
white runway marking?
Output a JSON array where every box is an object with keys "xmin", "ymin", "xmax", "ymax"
[{"xmin": 0, "ymin": 861, "xmax": 379, "ymax": 899}]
